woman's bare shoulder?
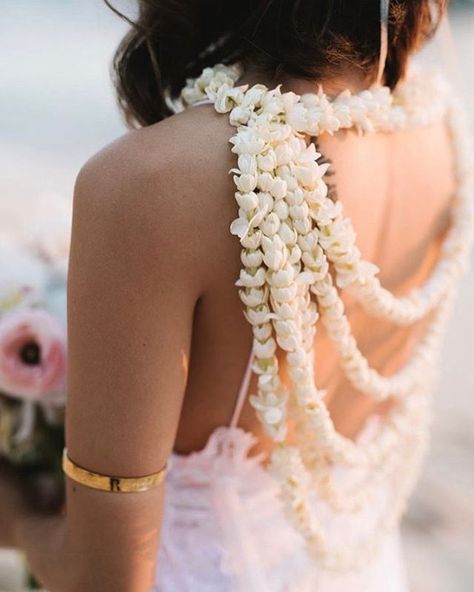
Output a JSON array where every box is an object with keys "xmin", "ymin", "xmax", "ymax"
[
  {"xmin": 73, "ymin": 105, "xmax": 237, "ymax": 292},
  {"xmin": 76, "ymin": 104, "xmax": 235, "ymax": 212}
]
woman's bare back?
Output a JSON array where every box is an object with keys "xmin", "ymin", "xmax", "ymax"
[{"xmin": 148, "ymin": 91, "xmax": 457, "ymax": 456}]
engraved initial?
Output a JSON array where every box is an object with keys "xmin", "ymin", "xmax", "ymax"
[{"xmin": 110, "ymin": 478, "xmax": 121, "ymax": 492}]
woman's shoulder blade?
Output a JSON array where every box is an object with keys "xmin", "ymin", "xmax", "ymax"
[
  {"xmin": 76, "ymin": 104, "xmax": 234, "ymax": 204},
  {"xmin": 73, "ymin": 104, "xmax": 237, "ymax": 295}
]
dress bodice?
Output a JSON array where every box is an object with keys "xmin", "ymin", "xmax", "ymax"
[
  {"xmin": 153, "ymin": 423, "xmax": 410, "ymax": 591},
  {"xmin": 152, "ymin": 326, "xmax": 414, "ymax": 592}
]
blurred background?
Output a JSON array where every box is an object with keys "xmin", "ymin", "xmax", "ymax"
[{"xmin": 0, "ymin": 1, "xmax": 473, "ymax": 590}]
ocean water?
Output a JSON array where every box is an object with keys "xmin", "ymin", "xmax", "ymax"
[
  {"xmin": 0, "ymin": 3, "xmax": 473, "ymax": 591},
  {"xmin": 0, "ymin": 0, "xmax": 127, "ymax": 197}
]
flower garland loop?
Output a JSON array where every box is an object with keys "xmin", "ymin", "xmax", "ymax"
[{"xmin": 180, "ymin": 64, "xmax": 474, "ymax": 569}]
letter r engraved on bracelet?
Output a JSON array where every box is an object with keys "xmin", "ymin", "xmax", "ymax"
[{"xmin": 110, "ymin": 478, "xmax": 121, "ymax": 492}]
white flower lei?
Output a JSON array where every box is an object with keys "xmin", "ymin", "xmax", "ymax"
[{"xmin": 181, "ymin": 64, "xmax": 474, "ymax": 569}]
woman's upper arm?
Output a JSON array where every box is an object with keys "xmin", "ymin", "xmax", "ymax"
[{"xmin": 63, "ymin": 137, "xmax": 201, "ymax": 591}]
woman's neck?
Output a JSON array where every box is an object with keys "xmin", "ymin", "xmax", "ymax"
[{"xmin": 238, "ymin": 64, "xmax": 376, "ymax": 98}]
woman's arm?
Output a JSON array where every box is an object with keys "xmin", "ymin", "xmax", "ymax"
[{"xmin": 12, "ymin": 132, "xmax": 205, "ymax": 592}]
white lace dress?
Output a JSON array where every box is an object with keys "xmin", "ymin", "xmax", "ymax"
[{"xmin": 152, "ymin": 351, "xmax": 410, "ymax": 592}]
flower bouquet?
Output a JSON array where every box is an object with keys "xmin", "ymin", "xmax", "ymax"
[{"xmin": 0, "ymin": 213, "xmax": 69, "ymax": 588}]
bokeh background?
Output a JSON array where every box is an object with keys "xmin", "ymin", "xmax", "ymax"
[{"xmin": 0, "ymin": 1, "xmax": 473, "ymax": 590}]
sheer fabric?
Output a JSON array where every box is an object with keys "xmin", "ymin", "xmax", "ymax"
[
  {"xmin": 152, "ymin": 350, "xmax": 410, "ymax": 591},
  {"xmin": 153, "ymin": 420, "xmax": 410, "ymax": 592}
]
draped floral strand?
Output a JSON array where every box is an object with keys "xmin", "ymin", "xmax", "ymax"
[{"xmin": 180, "ymin": 64, "xmax": 474, "ymax": 569}]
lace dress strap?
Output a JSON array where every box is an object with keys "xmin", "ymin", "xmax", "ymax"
[
  {"xmin": 191, "ymin": 98, "xmax": 214, "ymax": 107},
  {"xmin": 229, "ymin": 346, "xmax": 254, "ymax": 428}
]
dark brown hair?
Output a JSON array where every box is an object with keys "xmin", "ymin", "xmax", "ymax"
[{"xmin": 105, "ymin": 0, "xmax": 447, "ymax": 127}]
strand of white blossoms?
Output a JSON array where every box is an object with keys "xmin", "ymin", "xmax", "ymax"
[
  {"xmin": 181, "ymin": 64, "xmax": 474, "ymax": 569},
  {"xmin": 292, "ymin": 288, "xmax": 454, "ymax": 516}
]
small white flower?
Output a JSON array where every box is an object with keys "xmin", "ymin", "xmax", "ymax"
[
  {"xmin": 257, "ymin": 372, "xmax": 280, "ymax": 392},
  {"xmin": 265, "ymin": 422, "xmax": 288, "ymax": 441},
  {"xmin": 298, "ymin": 271, "xmax": 317, "ymax": 285},
  {"xmin": 273, "ymin": 199, "xmax": 289, "ymax": 220},
  {"xmin": 261, "ymin": 231, "xmax": 285, "ymax": 255},
  {"xmin": 197, "ymin": 67, "xmax": 215, "ymax": 88},
  {"xmin": 258, "ymin": 192, "xmax": 274, "ymax": 213},
  {"xmin": 248, "ymin": 204, "xmax": 270, "ymax": 230},
  {"xmin": 214, "ymin": 85, "xmax": 245, "ymax": 113},
  {"xmin": 289, "ymin": 202, "xmax": 309, "ymax": 220},
  {"xmin": 181, "ymin": 84, "xmax": 205, "ymax": 105},
  {"xmin": 295, "ymin": 381, "xmax": 317, "ymax": 401},
  {"xmin": 230, "ymin": 216, "xmax": 251, "ymax": 240},
  {"xmin": 268, "ymin": 123, "xmax": 293, "ymax": 143},
  {"xmin": 286, "ymin": 102, "xmax": 308, "ymax": 132},
  {"xmin": 278, "ymin": 222, "xmax": 298, "ymax": 246},
  {"xmin": 253, "ymin": 323, "xmax": 273, "ymax": 341},
  {"xmin": 275, "ymin": 143, "xmax": 293, "ymax": 166},
  {"xmin": 332, "ymin": 99, "xmax": 352, "ymax": 128},
  {"xmin": 281, "ymin": 91, "xmax": 301, "ymax": 111},
  {"xmin": 264, "ymin": 407, "xmax": 284, "ymax": 425},
  {"xmin": 253, "ymin": 336, "xmax": 277, "ymax": 358},
  {"xmin": 276, "ymin": 332, "xmax": 300, "ymax": 352},
  {"xmin": 250, "ymin": 389, "xmax": 288, "ymax": 431},
  {"xmin": 235, "ymin": 191, "xmax": 259, "ymax": 211},
  {"xmin": 277, "ymin": 165, "xmax": 292, "ymax": 182},
  {"xmin": 250, "ymin": 389, "xmax": 287, "ymax": 411},
  {"xmin": 258, "ymin": 172, "xmax": 275, "ymax": 193},
  {"xmin": 312, "ymin": 200, "xmax": 342, "ymax": 226},
  {"xmin": 270, "ymin": 300, "xmax": 300, "ymax": 321},
  {"xmin": 286, "ymin": 188, "xmax": 305, "ymax": 206},
  {"xmin": 235, "ymin": 174, "xmax": 258, "ymax": 193},
  {"xmin": 300, "ymin": 93, "xmax": 320, "ymax": 109},
  {"xmin": 289, "ymin": 365, "xmax": 309, "ymax": 383},
  {"xmin": 242, "ymin": 84, "xmax": 267, "ymax": 108},
  {"xmin": 305, "ymin": 182, "xmax": 329, "ymax": 204},
  {"xmin": 230, "ymin": 128, "xmax": 266, "ymax": 155},
  {"xmin": 302, "ymin": 256, "xmax": 329, "ymax": 281},
  {"xmin": 293, "ymin": 217, "xmax": 312, "ymax": 234},
  {"xmin": 274, "ymin": 319, "xmax": 299, "ymax": 338},
  {"xmin": 298, "ymin": 230, "xmax": 319, "ymax": 252},
  {"xmin": 230, "ymin": 105, "xmax": 253, "ymax": 126},
  {"xmin": 295, "ymin": 142, "xmax": 320, "ymax": 164},
  {"xmin": 294, "ymin": 163, "xmax": 323, "ymax": 189},
  {"xmin": 307, "ymin": 96, "xmax": 340, "ymax": 135},
  {"xmin": 269, "ymin": 265, "xmax": 295, "ymax": 288},
  {"xmin": 261, "ymin": 88, "xmax": 284, "ymax": 117},
  {"xmin": 257, "ymin": 150, "xmax": 278, "ymax": 172},
  {"xmin": 303, "ymin": 302, "xmax": 319, "ymax": 325},
  {"xmin": 287, "ymin": 349, "xmax": 307, "ymax": 366},
  {"xmin": 241, "ymin": 249, "xmax": 263, "ymax": 268},
  {"xmin": 241, "ymin": 229, "xmax": 262, "ymax": 249},
  {"xmin": 240, "ymin": 287, "xmax": 268, "ymax": 307},
  {"xmin": 206, "ymin": 71, "xmax": 242, "ymax": 100},
  {"xmin": 271, "ymin": 177, "xmax": 288, "ymax": 199},
  {"xmin": 235, "ymin": 267, "xmax": 266, "ymax": 288},
  {"xmin": 262, "ymin": 234, "xmax": 288, "ymax": 270},
  {"xmin": 237, "ymin": 154, "xmax": 258, "ymax": 175},
  {"xmin": 262, "ymin": 246, "xmax": 286, "ymax": 271},
  {"xmin": 244, "ymin": 304, "xmax": 271, "ymax": 325},
  {"xmin": 271, "ymin": 284, "xmax": 298, "ymax": 303},
  {"xmin": 288, "ymin": 244, "xmax": 302, "ymax": 265},
  {"xmin": 261, "ymin": 212, "xmax": 281, "ymax": 237}
]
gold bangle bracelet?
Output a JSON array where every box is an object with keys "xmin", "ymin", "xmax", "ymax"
[{"xmin": 62, "ymin": 447, "xmax": 167, "ymax": 493}]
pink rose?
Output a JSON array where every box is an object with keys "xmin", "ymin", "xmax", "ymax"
[{"xmin": 0, "ymin": 308, "xmax": 67, "ymax": 402}]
